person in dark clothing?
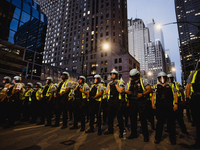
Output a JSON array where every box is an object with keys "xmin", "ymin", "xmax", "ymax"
[
  {"xmin": 104, "ymin": 69, "xmax": 125, "ymax": 138},
  {"xmin": 70, "ymin": 76, "xmax": 89, "ymax": 131},
  {"xmin": 85, "ymin": 74, "xmax": 104, "ymax": 135},
  {"xmin": 152, "ymin": 72, "xmax": 178, "ymax": 145},
  {"xmin": 125, "ymin": 69, "xmax": 152, "ymax": 142}
]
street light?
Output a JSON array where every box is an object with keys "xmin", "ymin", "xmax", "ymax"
[
  {"xmin": 172, "ymin": 67, "xmax": 176, "ymax": 72},
  {"xmin": 156, "ymin": 21, "xmax": 200, "ymax": 30}
]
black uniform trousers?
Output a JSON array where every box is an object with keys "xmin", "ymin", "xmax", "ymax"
[
  {"xmin": 39, "ymin": 97, "xmax": 47, "ymax": 124},
  {"xmin": 73, "ymin": 98, "xmax": 86, "ymax": 129},
  {"xmin": 129, "ymin": 100, "xmax": 149, "ymax": 139},
  {"xmin": 175, "ymin": 97, "xmax": 187, "ymax": 133},
  {"xmin": 191, "ymin": 94, "xmax": 200, "ymax": 143},
  {"xmin": 102, "ymin": 98, "xmax": 108, "ymax": 124},
  {"xmin": 146, "ymin": 100, "xmax": 155, "ymax": 130},
  {"xmin": 155, "ymin": 102, "xmax": 176, "ymax": 142},
  {"xmin": 89, "ymin": 101, "xmax": 101, "ymax": 132},
  {"xmin": 55, "ymin": 94, "xmax": 68, "ymax": 126},
  {"xmin": 107, "ymin": 99, "xmax": 124, "ymax": 134},
  {"xmin": 23, "ymin": 97, "xmax": 31, "ymax": 121},
  {"xmin": 30, "ymin": 100, "xmax": 39, "ymax": 123}
]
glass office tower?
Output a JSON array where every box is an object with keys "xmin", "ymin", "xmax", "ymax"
[
  {"xmin": 175, "ymin": 0, "xmax": 200, "ymax": 85},
  {"xmin": 0, "ymin": 0, "xmax": 47, "ymax": 80}
]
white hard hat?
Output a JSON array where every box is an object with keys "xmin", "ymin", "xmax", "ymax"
[
  {"xmin": 14, "ymin": 76, "xmax": 21, "ymax": 81},
  {"xmin": 129, "ymin": 69, "xmax": 140, "ymax": 77},
  {"xmin": 36, "ymin": 82, "xmax": 42, "ymax": 88},
  {"xmin": 46, "ymin": 77, "xmax": 53, "ymax": 82},
  {"xmin": 167, "ymin": 74, "xmax": 174, "ymax": 78},
  {"xmin": 157, "ymin": 72, "xmax": 167, "ymax": 77},
  {"xmin": 4, "ymin": 76, "xmax": 11, "ymax": 83},
  {"xmin": 94, "ymin": 74, "xmax": 101, "ymax": 79},
  {"xmin": 27, "ymin": 82, "xmax": 33, "ymax": 88},
  {"xmin": 62, "ymin": 72, "xmax": 70, "ymax": 77},
  {"xmin": 79, "ymin": 76, "xmax": 86, "ymax": 82},
  {"xmin": 111, "ymin": 69, "xmax": 118, "ymax": 75}
]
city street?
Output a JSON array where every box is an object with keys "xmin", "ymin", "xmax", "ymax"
[{"xmin": 0, "ymin": 112, "xmax": 197, "ymax": 150}]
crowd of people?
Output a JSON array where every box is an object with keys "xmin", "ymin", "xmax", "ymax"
[{"xmin": 0, "ymin": 60, "xmax": 200, "ymax": 148}]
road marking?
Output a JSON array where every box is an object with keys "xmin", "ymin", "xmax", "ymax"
[{"xmin": 14, "ymin": 125, "xmax": 44, "ymax": 131}]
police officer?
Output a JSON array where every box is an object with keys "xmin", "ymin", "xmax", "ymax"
[
  {"xmin": 70, "ymin": 76, "xmax": 89, "ymax": 131},
  {"xmin": 0, "ymin": 76, "xmax": 13, "ymax": 126},
  {"xmin": 37, "ymin": 77, "xmax": 55, "ymax": 126},
  {"xmin": 101, "ymin": 80, "xmax": 108, "ymax": 125},
  {"xmin": 186, "ymin": 58, "xmax": 200, "ymax": 149},
  {"xmin": 22, "ymin": 83, "xmax": 34, "ymax": 121},
  {"xmin": 30, "ymin": 82, "xmax": 43, "ymax": 123},
  {"xmin": 152, "ymin": 72, "xmax": 178, "ymax": 145},
  {"xmin": 104, "ymin": 69, "xmax": 125, "ymax": 138},
  {"xmin": 7, "ymin": 76, "xmax": 23, "ymax": 126},
  {"xmin": 53, "ymin": 72, "xmax": 71, "ymax": 129},
  {"xmin": 167, "ymin": 74, "xmax": 188, "ymax": 135},
  {"xmin": 85, "ymin": 74, "xmax": 104, "ymax": 135},
  {"xmin": 125, "ymin": 69, "xmax": 152, "ymax": 142}
]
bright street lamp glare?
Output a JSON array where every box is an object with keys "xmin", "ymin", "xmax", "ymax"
[
  {"xmin": 157, "ymin": 24, "xmax": 162, "ymax": 29},
  {"xmin": 172, "ymin": 67, "xmax": 176, "ymax": 72},
  {"xmin": 148, "ymin": 72, "xmax": 152, "ymax": 76},
  {"xmin": 103, "ymin": 43, "xmax": 109, "ymax": 50}
]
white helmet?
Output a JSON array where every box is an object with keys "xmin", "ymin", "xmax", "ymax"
[
  {"xmin": 14, "ymin": 76, "xmax": 21, "ymax": 82},
  {"xmin": 36, "ymin": 82, "xmax": 42, "ymax": 88},
  {"xmin": 157, "ymin": 72, "xmax": 167, "ymax": 77},
  {"xmin": 167, "ymin": 74, "xmax": 174, "ymax": 78},
  {"xmin": 54, "ymin": 83, "xmax": 58, "ymax": 87},
  {"xmin": 46, "ymin": 77, "xmax": 53, "ymax": 82},
  {"xmin": 94, "ymin": 74, "xmax": 101, "ymax": 79},
  {"xmin": 79, "ymin": 76, "xmax": 86, "ymax": 82},
  {"xmin": 111, "ymin": 69, "xmax": 119, "ymax": 75},
  {"xmin": 27, "ymin": 82, "xmax": 33, "ymax": 88},
  {"xmin": 4, "ymin": 76, "xmax": 11, "ymax": 83},
  {"xmin": 62, "ymin": 72, "xmax": 70, "ymax": 78},
  {"xmin": 129, "ymin": 69, "xmax": 140, "ymax": 77},
  {"xmin": 101, "ymin": 80, "xmax": 104, "ymax": 83}
]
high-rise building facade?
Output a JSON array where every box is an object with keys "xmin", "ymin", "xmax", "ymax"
[
  {"xmin": 128, "ymin": 18, "xmax": 150, "ymax": 77},
  {"xmin": 175, "ymin": 0, "xmax": 200, "ymax": 85},
  {"xmin": 0, "ymin": 0, "xmax": 47, "ymax": 80},
  {"xmin": 36, "ymin": 0, "xmax": 139, "ymax": 83},
  {"xmin": 165, "ymin": 49, "xmax": 172, "ymax": 74},
  {"xmin": 147, "ymin": 41, "xmax": 166, "ymax": 86},
  {"xmin": 146, "ymin": 18, "xmax": 165, "ymax": 52}
]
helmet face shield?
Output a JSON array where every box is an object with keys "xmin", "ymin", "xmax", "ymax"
[
  {"xmin": 158, "ymin": 76, "xmax": 167, "ymax": 84},
  {"xmin": 168, "ymin": 77, "xmax": 174, "ymax": 83}
]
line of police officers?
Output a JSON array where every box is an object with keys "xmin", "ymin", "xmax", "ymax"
[{"xmin": 0, "ymin": 61, "xmax": 200, "ymax": 148}]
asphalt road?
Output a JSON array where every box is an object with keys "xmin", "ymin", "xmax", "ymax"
[{"xmin": 0, "ymin": 113, "xmax": 198, "ymax": 150}]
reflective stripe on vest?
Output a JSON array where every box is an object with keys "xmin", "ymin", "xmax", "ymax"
[
  {"xmin": 90, "ymin": 83, "xmax": 103, "ymax": 101},
  {"xmin": 45, "ymin": 83, "xmax": 55, "ymax": 97},
  {"xmin": 60, "ymin": 80, "xmax": 71, "ymax": 94},
  {"xmin": 75, "ymin": 83, "xmax": 88, "ymax": 99},
  {"xmin": 36, "ymin": 88, "xmax": 43, "ymax": 100},
  {"xmin": 108, "ymin": 80, "xmax": 122, "ymax": 100},
  {"xmin": 191, "ymin": 70, "xmax": 198, "ymax": 94},
  {"xmin": 24, "ymin": 88, "xmax": 34, "ymax": 101},
  {"xmin": 171, "ymin": 82, "xmax": 182, "ymax": 98}
]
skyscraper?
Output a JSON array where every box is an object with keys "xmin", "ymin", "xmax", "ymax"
[
  {"xmin": 146, "ymin": 18, "xmax": 165, "ymax": 52},
  {"xmin": 147, "ymin": 41, "xmax": 166, "ymax": 86},
  {"xmin": 0, "ymin": 0, "xmax": 47, "ymax": 80},
  {"xmin": 165, "ymin": 49, "xmax": 172, "ymax": 74},
  {"xmin": 36, "ymin": 0, "xmax": 139, "ymax": 83},
  {"xmin": 128, "ymin": 18, "xmax": 150, "ymax": 77},
  {"xmin": 175, "ymin": 0, "xmax": 200, "ymax": 85}
]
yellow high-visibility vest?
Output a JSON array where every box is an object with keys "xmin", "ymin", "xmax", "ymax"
[
  {"xmin": 44, "ymin": 83, "xmax": 55, "ymax": 97},
  {"xmin": 191, "ymin": 70, "xmax": 198, "ymax": 94},
  {"xmin": 108, "ymin": 80, "xmax": 122, "ymax": 100},
  {"xmin": 60, "ymin": 79, "xmax": 72, "ymax": 94},
  {"xmin": 36, "ymin": 88, "xmax": 43, "ymax": 100},
  {"xmin": 24, "ymin": 88, "xmax": 34, "ymax": 101},
  {"xmin": 90, "ymin": 83, "xmax": 103, "ymax": 101},
  {"xmin": 75, "ymin": 83, "xmax": 88, "ymax": 99}
]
